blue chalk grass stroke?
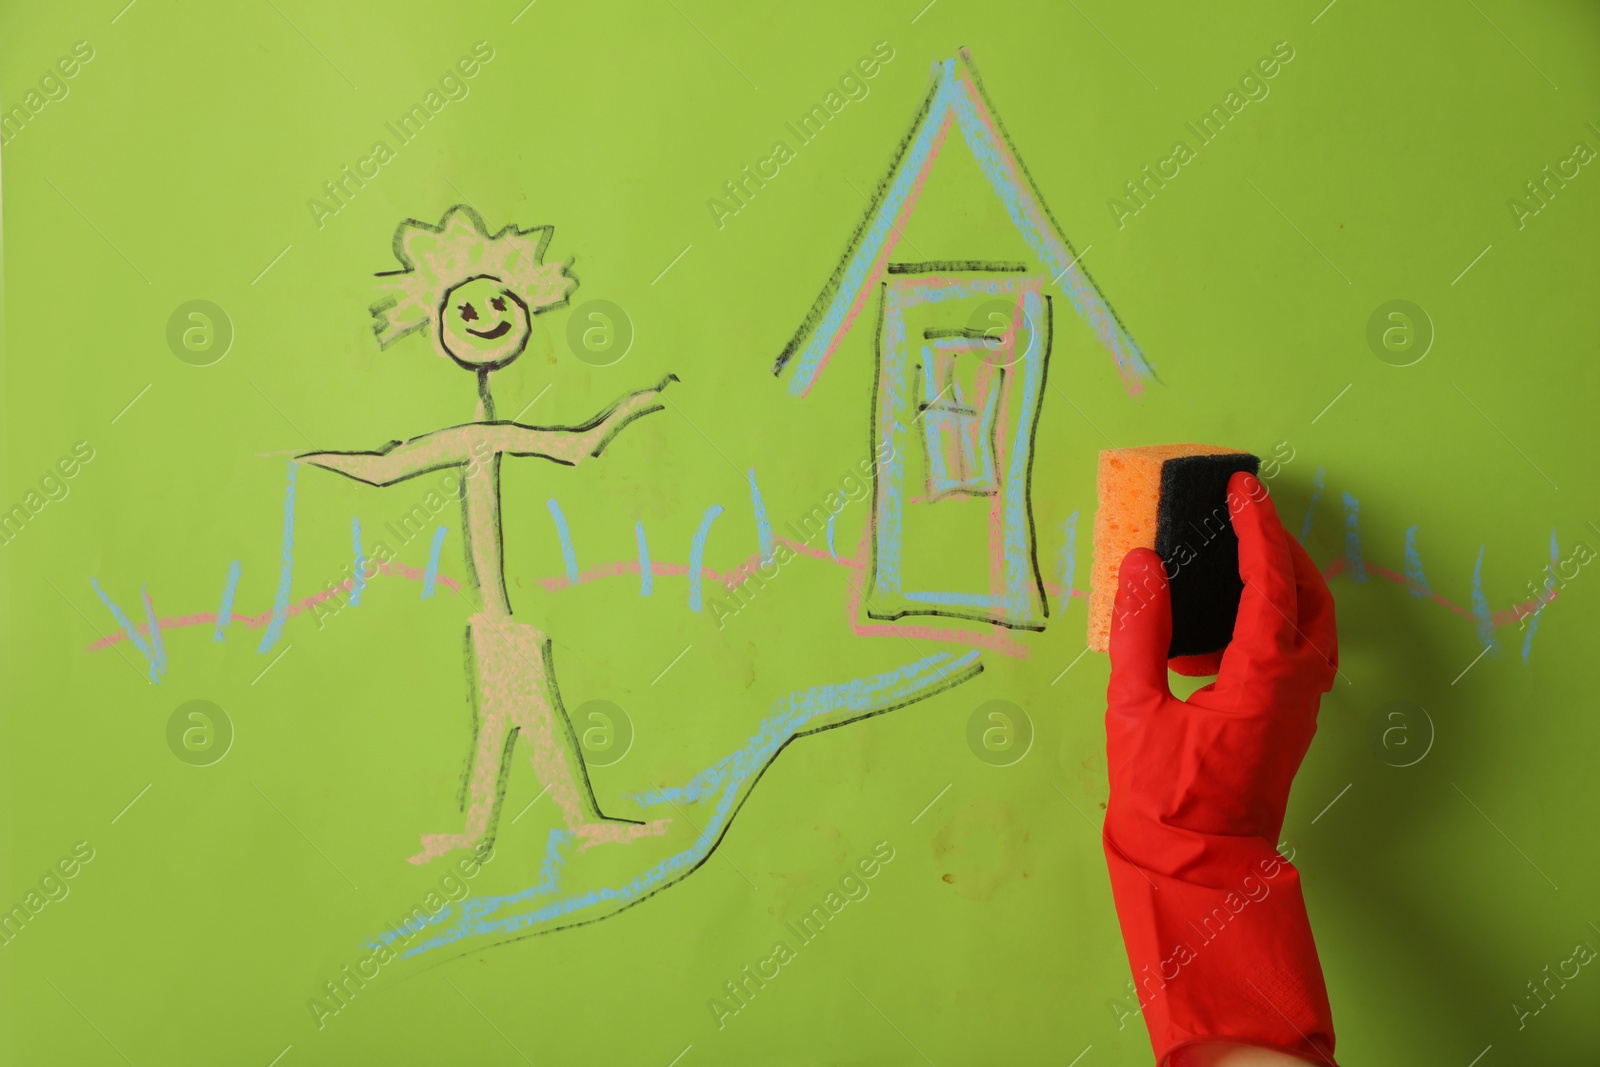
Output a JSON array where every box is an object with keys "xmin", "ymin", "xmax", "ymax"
[
  {"xmin": 350, "ymin": 518, "xmax": 366, "ymax": 607},
  {"xmin": 1059, "ymin": 511, "xmax": 1079, "ymax": 603},
  {"xmin": 636, "ymin": 520, "xmax": 653, "ymax": 597},
  {"xmin": 547, "ymin": 499, "xmax": 580, "ymax": 585},
  {"xmin": 257, "ymin": 462, "xmax": 297, "ymax": 654},
  {"xmin": 687, "ymin": 505, "xmax": 723, "ymax": 612},
  {"xmin": 91, "ymin": 578, "xmax": 162, "ymax": 683},
  {"xmin": 1471, "ymin": 545, "xmax": 1498, "ymax": 654},
  {"xmin": 748, "ymin": 468, "xmax": 774, "ymax": 565},
  {"xmin": 1341, "ymin": 492, "xmax": 1366, "ymax": 583},
  {"xmin": 1521, "ymin": 528, "xmax": 1559, "ymax": 661},
  {"xmin": 1299, "ymin": 467, "xmax": 1326, "ymax": 542},
  {"xmin": 421, "ymin": 526, "xmax": 448, "ymax": 599},
  {"xmin": 1403, "ymin": 526, "xmax": 1430, "ymax": 599},
  {"xmin": 213, "ymin": 561, "xmax": 242, "ymax": 641}
]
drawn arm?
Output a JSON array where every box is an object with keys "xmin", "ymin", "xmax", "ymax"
[
  {"xmin": 296, "ymin": 426, "xmax": 471, "ymax": 487},
  {"xmin": 486, "ymin": 374, "xmax": 678, "ymax": 466}
]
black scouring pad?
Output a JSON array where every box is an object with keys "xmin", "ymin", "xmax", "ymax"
[{"xmin": 1154, "ymin": 452, "xmax": 1262, "ymax": 657}]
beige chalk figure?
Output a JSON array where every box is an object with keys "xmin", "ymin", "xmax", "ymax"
[{"xmin": 298, "ymin": 206, "xmax": 676, "ymax": 864}]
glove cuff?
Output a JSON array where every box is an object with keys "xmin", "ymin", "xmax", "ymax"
[{"xmin": 1103, "ymin": 831, "xmax": 1337, "ymax": 1066}]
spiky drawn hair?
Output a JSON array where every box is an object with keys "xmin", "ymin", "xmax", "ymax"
[{"xmin": 369, "ymin": 204, "xmax": 577, "ymax": 356}]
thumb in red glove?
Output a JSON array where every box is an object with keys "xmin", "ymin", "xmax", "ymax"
[{"xmin": 1103, "ymin": 471, "xmax": 1340, "ymax": 1066}]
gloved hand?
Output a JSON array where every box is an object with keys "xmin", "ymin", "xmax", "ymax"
[{"xmin": 1102, "ymin": 472, "xmax": 1340, "ymax": 1066}]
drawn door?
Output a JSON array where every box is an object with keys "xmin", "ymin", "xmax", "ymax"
[{"xmin": 864, "ymin": 272, "xmax": 1052, "ymax": 630}]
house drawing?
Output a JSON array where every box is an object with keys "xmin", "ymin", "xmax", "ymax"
[{"xmin": 776, "ymin": 50, "xmax": 1152, "ymax": 634}]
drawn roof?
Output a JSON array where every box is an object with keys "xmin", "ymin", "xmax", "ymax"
[{"xmin": 774, "ymin": 49, "xmax": 1154, "ymax": 397}]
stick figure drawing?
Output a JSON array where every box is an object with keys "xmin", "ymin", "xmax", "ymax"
[
  {"xmin": 297, "ymin": 205, "xmax": 677, "ymax": 865},
  {"xmin": 282, "ymin": 204, "xmax": 983, "ymax": 956}
]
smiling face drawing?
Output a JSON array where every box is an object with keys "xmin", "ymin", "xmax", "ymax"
[{"xmin": 438, "ymin": 275, "xmax": 533, "ymax": 370}]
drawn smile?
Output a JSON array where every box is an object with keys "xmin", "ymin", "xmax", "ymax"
[{"xmin": 466, "ymin": 321, "xmax": 512, "ymax": 339}]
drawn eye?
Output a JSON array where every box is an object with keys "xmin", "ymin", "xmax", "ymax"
[
  {"xmin": 491, "ymin": 296, "xmax": 507, "ymax": 313},
  {"xmin": 459, "ymin": 303, "xmax": 478, "ymax": 322}
]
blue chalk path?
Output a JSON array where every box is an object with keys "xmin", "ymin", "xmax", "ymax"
[{"xmin": 371, "ymin": 648, "xmax": 982, "ymax": 957}]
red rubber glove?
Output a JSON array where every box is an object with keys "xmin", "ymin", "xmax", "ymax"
[{"xmin": 1103, "ymin": 472, "xmax": 1340, "ymax": 1066}]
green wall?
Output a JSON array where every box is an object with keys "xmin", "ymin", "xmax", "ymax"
[{"xmin": 3, "ymin": 0, "xmax": 1598, "ymax": 1063}]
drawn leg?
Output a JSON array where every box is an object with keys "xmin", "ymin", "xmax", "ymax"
[
  {"xmin": 473, "ymin": 613, "xmax": 668, "ymax": 853},
  {"xmin": 407, "ymin": 631, "xmax": 518, "ymax": 864}
]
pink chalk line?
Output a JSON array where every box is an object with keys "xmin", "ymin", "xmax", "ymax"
[
  {"xmin": 84, "ymin": 562, "xmax": 457, "ymax": 652},
  {"xmin": 1319, "ymin": 558, "xmax": 1551, "ymax": 628},
  {"xmin": 83, "ymin": 536, "xmax": 1546, "ymax": 659}
]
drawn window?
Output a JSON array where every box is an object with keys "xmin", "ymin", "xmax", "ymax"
[{"xmin": 919, "ymin": 345, "xmax": 1001, "ymax": 500}]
